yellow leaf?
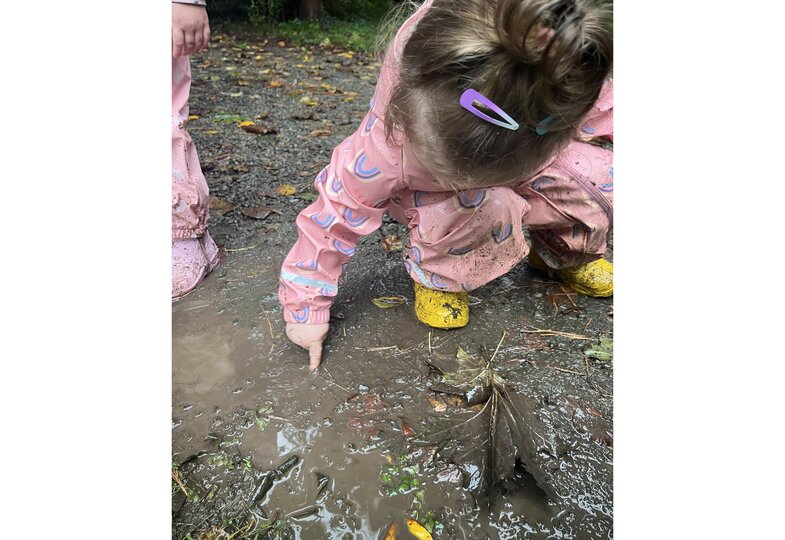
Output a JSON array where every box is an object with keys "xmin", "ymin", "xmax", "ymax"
[
  {"xmin": 405, "ymin": 518, "xmax": 433, "ymax": 540},
  {"xmin": 187, "ymin": 115, "xmax": 199, "ymax": 120},
  {"xmin": 238, "ymin": 121, "xmax": 255, "ymax": 127},
  {"xmin": 276, "ymin": 184, "xmax": 297, "ymax": 196},
  {"xmin": 254, "ymin": 55, "xmax": 263, "ymax": 60},
  {"xmin": 300, "ymin": 96, "xmax": 318, "ymax": 107},
  {"xmin": 381, "ymin": 235, "xmax": 403, "ymax": 252},
  {"xmin": 204, "ymin": 130, "xmax": 220, "ymax": 135},
  {"xmin": 308, "ymin": 129, "xmax": 333, "ymax": 138},
  {"xmin": 427, "ymin": 396, "xmax": 447, "ymax": 412},
  {"xmin": 383, "ymin": 522, "xmax": 398, "ymax": 540},
  {"xmin": 337, "ymin": 52, "xmax": 354, "ymax": 59},
  {"xmin": 371, "ymin": 296, "xmax": 406, "ymax": 309}
]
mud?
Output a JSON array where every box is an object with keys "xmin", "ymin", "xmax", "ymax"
[{"xmin": 173, "ymin": 26, "xmax": 613, "ymax": 540}]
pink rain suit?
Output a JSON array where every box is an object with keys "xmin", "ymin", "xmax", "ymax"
[
  {"xmin": 279, "ymin": 0, "xmax": 613, "ymax": 324},
  {"xmin": 172, "ymin": 53, "xmax": 220, "ymax": 298}
]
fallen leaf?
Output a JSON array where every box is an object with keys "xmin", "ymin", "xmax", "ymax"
[
  {"xmin": 400, "ymin": 418, "xmax": 414, "ymax": 438},
  {"xmin": 427, "ymin": 396, "xmax": 447, "ymax": 412},
  {"xmin": 405, "ymin": 518, "xmax": 433, "ymax": 540},
  {"xmin": 381, "ymin": 235, "xmax": 403, "ymax": 252},
  {"xmin": 228, "ymin": 91, "xmax": 243, "ymax": 97},
  {"xmin": 276, "ymin": 184, "xmax": 297, "ymax": 196},
  {"xmin": 442, "ymin": 394, "xmax": 466, "ymax": 408},
  {"xmin": 308, "ymin": 128, "xmax": 333, "ymax": 137},
  {"xmin": 585, "ymin": 337, "xmax": 613, "ymax": 362},
  {"xmin": 241, "ymin": 206, "xmax": 281, "ymax": 220},
  {"xmin": 212, "ymin": 113, "xmax": 246, "ymax": 124},
  {"xmin": 371, "ymin": 296, "xmax": 406, "ymax": 308},
  {"xmin": 337, "ymin": 52, "xmax": 354, "ymax": 59},
  {"xmin": 383, "ymin": 522, "xmax": 398, "ymax": 540},
  {"xmin": 204, "ymin": 130, "xmax": 220, "ymax": 135},
  {"xmin": 238, "ymin": 120, "xmax": 255, "ymax": 127},
  {"xmin": 242, "ymin": 124, "xmax": 278, "ymax": 135},
  {"xmin": 267, "ymin": 80, "xmax": 285, "ymax": 88},
  {"xmin": 278, "ymin": 40, "xmax": 286, "ymax": 47},
  {"xmin": 208, "ymin": 196, "xmax": 234, "ymax": 216},
  {"xmin": 300, "ymin": 96, "xmax": 318, "ymax": 107},
  {"xmin": 187, "ymin": 115, "xmax": 199, "ymax": 120}
]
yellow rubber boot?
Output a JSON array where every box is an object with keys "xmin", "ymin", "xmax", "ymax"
[
  {"xmin": 413, "ymin": 282, "xmax": 469, "ymax": 329},
  {"xmin": 556, "ymin": 259, "xmax": 614, "ymax": 297}
]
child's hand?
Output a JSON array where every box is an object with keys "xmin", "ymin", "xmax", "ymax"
[
  {"xmin": 172, "ymin": 3, "xmax": 211, "ymax": 59},
  {"xmin": 286, "ymin": 323, "xmax": 329, "ymax": 372}
]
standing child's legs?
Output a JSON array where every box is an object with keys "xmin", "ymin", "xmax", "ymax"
[
  {"xmin": 388, "ymin": 187, "xmax": 531, "ymax": 328},
  {"xmin": 516, "ymin": 141, "xmax": 614, "ymax": 296},
  {"xmin": 172, "ymin": 56, "xmax": 221, "ymax": 299}
]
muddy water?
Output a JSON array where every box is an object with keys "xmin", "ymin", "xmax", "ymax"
[{"xmin": 172, "ymin": 228, "xmax": 613, "ymax": 539}]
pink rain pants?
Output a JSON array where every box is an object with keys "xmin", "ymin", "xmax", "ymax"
[{"xmin": 172, "ymin": 56, "xmax": 220, "ymax": 299}]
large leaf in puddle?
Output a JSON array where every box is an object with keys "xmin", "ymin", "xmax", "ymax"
[{"xmin": 423, "ymin": 342, "xmax": 599, "ymax": 505}]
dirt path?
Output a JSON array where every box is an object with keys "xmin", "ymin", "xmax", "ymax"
[{"xmin": 173, "ymin": 26, "xmax": 613, "ymax": 540}]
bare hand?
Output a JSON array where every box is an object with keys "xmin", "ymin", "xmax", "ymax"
[
  {"xmin": 172, "ymin": 4, "xmax": 210, "ymax": 58},
  {"xmin": 286, "ymin": 323, "xmax": 329, "ymax": 371}
]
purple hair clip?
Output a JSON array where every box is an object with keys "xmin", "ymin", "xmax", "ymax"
[
  {"xmin": 460, "ymin": 88, "xmax": 553, "ymax": 135},
  {"xmin": 460, "ymin": 89, "xmax": 519, "ymax": 131}
]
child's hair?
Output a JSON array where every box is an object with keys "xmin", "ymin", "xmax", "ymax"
[{"xmin": 385, "ymin": 0, "xmax": 613, "ymax": 188}]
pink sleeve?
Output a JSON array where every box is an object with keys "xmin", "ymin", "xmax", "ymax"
[
  {"xmin": 579, "ymin": 78, "xmax": 613, "ymax": 142},
  {"xmin": 278, "ymin": 110, "xmax": 402, "ymax": 324}
]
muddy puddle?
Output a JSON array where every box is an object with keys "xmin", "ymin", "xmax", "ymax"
[
  {"xmin": 174, "ymin": 32, "xmax": 613, "ymax": 539},
  {"xmin": 173, "ymin": 228, "xmax": 613, "ymax": 539}
]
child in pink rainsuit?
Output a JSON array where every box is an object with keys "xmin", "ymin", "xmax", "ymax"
[
  {"xmin": 279, "ymin": 0, "xmax": 614, "ymax": 370},
  {"xmin": 172, "ymin": 0, "xmax": 222, "ymax": 299}
]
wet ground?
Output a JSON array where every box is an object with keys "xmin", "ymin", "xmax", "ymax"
[{"xmin": 173, "ymin": 27, "xmax": 613, "ymax": 540}]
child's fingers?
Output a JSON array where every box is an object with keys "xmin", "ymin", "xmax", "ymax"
[
  {"xmin": 203, "ymin": 24, "xmax": 211, "ymax": 47},
  {"xmin": 184, "ymin": 30, "xmax": 197, "ymax": 56},
  {"xmin": 194, "ymin": 28, "xmax": 205, "ymax": 53},
  {"xmin": 172, "ymin": 28, "xmax": 185, "ymax": 58},
  {"xmin": 308, "ymin": 342, "xmax": 323, "ymax": 372}
]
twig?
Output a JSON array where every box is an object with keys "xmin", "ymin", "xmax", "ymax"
[
  {"xmin": 489, "ymin": 330, "xmax": 507, "ymax": 363},
  {"xmin": 558, "ymin": 283, "xmax": 579, "ymax": 309},
  {"xmin": 321, "ymin": 366, "xmax": 352, "ymax": 393},
  {"xmin": 226, "ymin": 244, "xmax": 260, "ymax": 253},
  {"xmin": 428, "ymin": 331, "xmax": 432, "ymax": 354},
  {"xmin": 522, "ymin": 326, "xmax": 592, "ymax": 340},
  {"xmin": 171, "ymin": 468, "xmax": 192, "ymax": 499},
  {"xmin": 179, "ymin": 302, "xmax": 212, "ymax": 312},
  {"xmin": 260, "ymin": 305, "xmax": 274, "ymax": 355},
  {"xmin": 583, "ymin": 317, "xmax": 593, "ymax": 333},
  {"xmin": 364, "ymin": 346, "xmax": 400, "ymax": 352},
  {"xmin": 546, "ymin": 366, "xmax": 584, "ymax": 376}
]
